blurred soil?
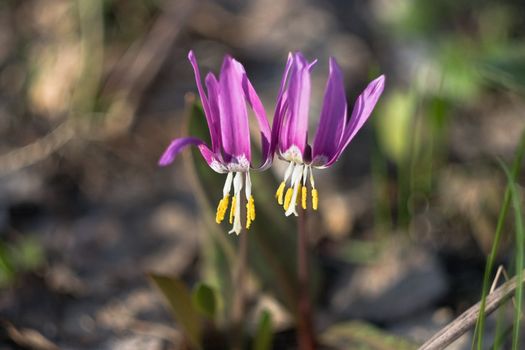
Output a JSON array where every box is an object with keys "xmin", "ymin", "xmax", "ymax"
[{"xmin": 0, "ymin": 0, "xmax": 525, "ymax": 349}]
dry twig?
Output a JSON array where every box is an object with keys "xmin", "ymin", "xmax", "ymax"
[{"xmin": 418, "ymin": 271, "xmax": 525, "ymax": 350}]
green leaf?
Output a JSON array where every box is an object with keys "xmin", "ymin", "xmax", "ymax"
[
  {"xmin": 375, "ymin": 91, "xmax": 416, "ymax": 164},
  {"xmin": 480, "ymin": 48, "xmax": 525, "ymax": 94},
  {"xmin": 192, "ymin": 283, "xmax": 218, "ymax": 319},
  {"xmin": 320, "ymin": 321, "xmax": 417, "ymax": 350},
  {"xmin": 149, "ymin": 274, "xmax": 202, "ymax": 349},
  {"xmin": 10, "ymin": 237, "xmax": 45, "ymax": 271},
  {"xmin": 472, "ymin": 129, "xmax": 525, "ymax": 350},
  {"xmin": 497, "ymin": 160, "xmax": 524, "ymax": 350},
  {"xmin": 252, "ymin": 310, "xmax": 273, "ymax": 350}
]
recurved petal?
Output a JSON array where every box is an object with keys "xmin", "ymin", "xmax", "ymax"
[
  {"xmin": 218, "ymin": 56, "xmax": 251, "ymax": 163},
  {"xmin": 271, "ymin": 53, "xmax": 293, "ymax": 156},
  {"xmin": 205, "ymin": 72, "xmax": 222, "ymax": 154},
  {"xmin": 188, "ymin": 51, "xmax": 220, "ymax": 152},
  {"xmin": 279, "ymin": 52, "xmax": 312, "ymax": 156},
  {"xmin": 242, "ymin": 73, "xmax": 272, "ymax": 170},
  {"xmin": 324, "ymin": 74, "xmax": 385, "ymax": 167},
  {"xmin": 158, "ymin": 137, "xmax": 226, "ymax": 173},
  {"xmin": 312, "ymin": 57, "xmax": 347, "ymax": 166}
]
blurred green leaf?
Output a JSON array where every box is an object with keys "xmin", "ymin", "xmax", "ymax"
[
  {"xmin": 376, "ymin": 91, "xmax": 415, "ymax": 164},
  {"xmin": 0, "ymin": 243, "xmax": 15, "ymax": 287},
  {"xmin": 0, "ymin": 237, "xmax": 45, "ymax": 288},
  {"xmin": 192, "ymin": 283, "xmax": 218, "ymax": 319},
  {"xmin": 480, "ymin": 48, "xmax": 525, "ymax": 94},
  {"xmin": 185, "ymin": 96, "xmax": 319, "ymax": 315},
  {"xmin": 252, "ymin": 310, "xmax": 273, "ymax": 350},
  {"xmin": 336, "ymin": 239, "xmax": 383, "ymax": 265},
  {"xmin": 320, "ymin": 321, "xmax": 417, "ymax": 350},
  {"xmin": 498, "ymin": 160, "xmax": 524, "ymax": 350},
  {"xmin": 149, "ymin": 274, "xmax": 202, "ymax": 349},
  {"xmin": 10, "ymin": 237, "xmax": 45, "ymax": 271}
]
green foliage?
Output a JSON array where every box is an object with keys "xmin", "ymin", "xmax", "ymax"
[
  {"xmin": 481, "ymin": 48, "xmax": 525, "ymax": 94},
  {"xmin": 498, "ymin": 160, "xmax": 524, "ymax": 350},
  {"xmin": 149, "ymin": 274, "xmax": 202, "ymax": 349},
  {"xmin": 252, "ymin": 310, "xmax": 273, "ymax": 350},
  {"xmin": 0, "ymin": 237, "xmax": 45, "ymax": 288},
  {"xmin": 375, "ymin": 91, "xmax": 416, "ymax": 165},
  {"xmin": 473, "ymin": 130, "xmax": 525, "ymax": 350},
  {"xmin": 192, "ymin": 283, "xmax": 218, "ymax": 319},
  {"xmin": 320, "ymin": 321, "xmax": 417, "ymax": 350}
]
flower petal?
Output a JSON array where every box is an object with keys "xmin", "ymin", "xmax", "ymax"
[
  {"xmin": 279, "ymin": 52, "xmax": 312, "ymax": 156},
  {"xmin": 158, "ymin": 137, "xmax": 226, "ymax": 173},
  {"xmin": 242, "ymin": 73, "xmax": 272, "ymax": 170},
  {"xmin": 312, "ymin": 57, "xmax": 347, "ymax": 165},
  {"xmin": 324, "ymin": 74, "xmax": 385, "ymax": 167},
  {"xmin": 271, "ymin": 53, "xmax": 293, "ymax": 156},
  {"xmin": 205, "ymin": 72, "xmax": 222, "ymax": 156},
  {"xmin": 188, "ymin": 51, "xmax": 221, "ymax": 153},
  {"xmin": 218, "ymin": 56, "xmax": 251, "ymax": 163}
]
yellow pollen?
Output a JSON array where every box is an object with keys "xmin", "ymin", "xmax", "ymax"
[
  {"xmin": 296, "ymin": 185, "xmax": 302, "ymax": 205},
  {"xmin": 246, "ymin": 196, "xmax": 256, "ymax": 229},
  {"xmin": 229, "ymin": 196, "xmax": 236, "ymax": 224},
  {"xmin": 301, "ymin": 186, "xmax": 307, "ymax": 209},
  {"xmin": 275, "ymin": 182, "xmax": 286, "ymax": 205},
  {"xmin": 283, "ymin": 187, "xmax": 293, "ymax": 211},
  {"xmin": 312, "ymin": 188, "xmax": 318, "ymax": 210},
  {"xmin": 215, "ymin": 194, "xmax": 230, "ymax": 223}
]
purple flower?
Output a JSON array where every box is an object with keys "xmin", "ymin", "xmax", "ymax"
[
  {"xmin": 159, "ymin": 51, "xmax": 271, "ymax": 234},
  {"xmin": 273, "ymin": 52, "xmax": 385, "ymax": 216}
]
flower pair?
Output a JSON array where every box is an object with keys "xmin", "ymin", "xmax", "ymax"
[{"xmin": 159, "ymin": 51, "xmax": 385, "ymax": 235}]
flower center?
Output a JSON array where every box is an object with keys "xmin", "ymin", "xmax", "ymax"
[
  {"xmin": 281, "ymin": 145, "xmax": 304, "ymax": 163},
  {"xmin": 275, "ymin": 162, "xmax": 318, "ymax": 216}
]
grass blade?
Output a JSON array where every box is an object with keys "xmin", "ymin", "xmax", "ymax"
[
  {"xmin": 473, "ymin": 130, "xmax": 525, "ymax": 349},
  {"xmin": 498, "ymin": 160, "xmax": 524, "ymax": 350}
]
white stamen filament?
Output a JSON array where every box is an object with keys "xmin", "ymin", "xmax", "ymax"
[
  {"xmin": 309, "ymin": 165, "xmax": 316, "ymax": 189},
  {"xmin": 302, "ymin": 165, "xmax": 309, "ymax": 186},
  {"xmin": 223, "ymin": 171, "xmax": 233, "ymax": 197},
  {"xmin": 285, "ymin": 164, "xmax": 304, "ymax": 217},
  {"xmin": 229, "ymin": 172, "xmax": 243, "ymax": 235},
  {"xmin": 284, "ymin": 161, "xmax": 294, "ymax": 182}
]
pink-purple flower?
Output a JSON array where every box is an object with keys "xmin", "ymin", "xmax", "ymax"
[
  {"xmin": 273, "ymin": 52, "xmax": 385, "ymax": 216},
  {"xmin": 159, "ymin": 51, "xmax": 271, "ymax": 234}
]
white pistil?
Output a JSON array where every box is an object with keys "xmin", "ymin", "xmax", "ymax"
[
  {"xmin": 245, "ymin": 171, "xmax": 252, "ymax": 200},
  {"xmin": 285, "ymin": 164, "xmax": 304, "ymax": 217},
  {"xmin": 229, "ymin": 171, "xmax": 243, "ymax": 235}
]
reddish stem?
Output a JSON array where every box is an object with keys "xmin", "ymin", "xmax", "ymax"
[
  {"xmin": 231, "ymin": 195, "xmax": 248, "ymax": 349},
  {"xmin": 297, "ymin": 207, "xmax": 316, "ymax": 350}
]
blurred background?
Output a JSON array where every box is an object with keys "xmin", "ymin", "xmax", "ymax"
[{"xmin": 1, "ymin": 0, "xmax": 525, "ymax": 349}]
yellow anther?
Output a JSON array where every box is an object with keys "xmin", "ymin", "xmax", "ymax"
[
  {"xmin": 275, "ymin": 181, "xmax": 286, "ymax": 205},
  {"xmin": 250, "ymin": 198, "xmax": 256, "ymax": 221},
  {"xmin": 312, "ymin": 188, "xmax": 318, "ymax": 210},
  {"xmin": 215, "ymin": 194, "xmax": 230, "ymax": 223},
  {"xmin": 283, "ymin": 187, "xmax": 293, "ymax": 211},
  {"xmin": 229, "ymin": 196, "xmax": 237, "ymax": 224},
  {"xmin": 301, "ymin": 186, "xmax": 307, "ymax": 210},
  {"xmin": 246, "ymin": 196, "xmax": 256, "ymax": 229}
]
